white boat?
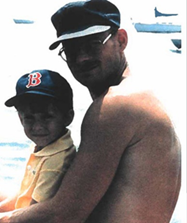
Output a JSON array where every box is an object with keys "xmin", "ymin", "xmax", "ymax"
[
  {"xmin": 134, "ymin": 22, "xmax": 181, "ymax": 33},
  {"xmin": 13, "ymin": 19, "xmax": 34, "ymax": 24},
  {"xmin": 154, "ymin": 7, "xmax": 178, "ymax": 17},
  {"xmin": 132, "ymin": 7, "xmax": 181, "ymax": 33}
]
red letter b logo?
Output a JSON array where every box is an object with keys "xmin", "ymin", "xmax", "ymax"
[{"xmin": 26, "ymin": 72, "xmax": 42, "ymax": 88}]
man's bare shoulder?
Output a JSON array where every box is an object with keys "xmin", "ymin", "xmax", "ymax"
[
  {"xmin": 81, "ymin": 77, "xmax": 174, "ymax": 153},
  {"xmin": 93, "ymin": 78, "xmax": 170, "ymax": 126}
]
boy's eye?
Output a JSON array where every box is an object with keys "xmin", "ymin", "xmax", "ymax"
[
  {"xmin": 43, "ymin": 114, "xmax": 54, "ymax": 120},
  {"xmin": 23, "ymin": 115, "xmax": 34, "ymax": 123}
]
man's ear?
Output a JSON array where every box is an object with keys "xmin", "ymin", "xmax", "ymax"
[
  {"xmin": 117, "ymin": 29, "xmax": 128, "ymax": 51},
  {"xmin": 64, "ymin": 109, "xmax": 74, "ymax": 127}
]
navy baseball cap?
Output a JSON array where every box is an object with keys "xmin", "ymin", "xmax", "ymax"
[
  {"xmin": 5, "ymin": 69, "xmax": 73, "ymax": 108},
  {"xmin": 49, "ymin": 0, "xmax": 120, "ymax": 50}
]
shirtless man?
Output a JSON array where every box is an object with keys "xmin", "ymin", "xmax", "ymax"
[{"xmin": 0, "ymin": 1, "xmax": 181, "ymax": 222}]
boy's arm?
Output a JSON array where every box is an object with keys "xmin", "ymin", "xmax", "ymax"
[{"xmin": 0, "ymin": 194, "xmax": 18, "ymax": 212}]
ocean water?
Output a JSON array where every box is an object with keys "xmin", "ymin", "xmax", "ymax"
[{"xmin": 0, "ymin": 18, "xmax": 185, "ymax": 222}]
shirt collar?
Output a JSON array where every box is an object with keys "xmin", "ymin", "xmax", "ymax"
[{"xmin": 33, "ymin": 130, "xmax": 74, "ymax": 157}]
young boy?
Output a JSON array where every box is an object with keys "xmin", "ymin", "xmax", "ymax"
[{"xmin": 0, "ymin": 69, "xmax": 76, "ymax": 211}]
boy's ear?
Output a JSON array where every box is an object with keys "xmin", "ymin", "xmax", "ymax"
[
  {"xmin": 64, "ymin": 109, "xmax": 74, "ymax": 126},
  {"xmin": 117, "ymin": 29, "xmax": 128, "ymax": 51}
]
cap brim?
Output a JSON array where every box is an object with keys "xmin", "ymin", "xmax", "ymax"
[
  {"xmin": 49, "ymin": 25, "xmax": 111, "ymax": 50},
  {"xmin": 5, "ymin": 91, "xmax": 55, "ymax": 107}
]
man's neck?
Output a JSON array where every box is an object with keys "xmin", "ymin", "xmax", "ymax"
[{"xmin": 89, "ymin": 62, "xmax": 129, "ymax": 100}]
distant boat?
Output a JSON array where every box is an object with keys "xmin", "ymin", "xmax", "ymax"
[
  {"xmin": 133, "ymin": 6, "xmax": 181, "ymax": 33},
  {"xmin": 171, "ymin": 39, "xmax": 181, "ymax": 49},
  {"xmin": 13, "ymin": 19, "xmax": 34, "ymax": 24},
  {"xmin": 154, "ymin": 7, "xmax": 178, "ymax": 17},
  {"xmin": 134, "ymin": 23, "xmax": 181, "ymax": 33}
]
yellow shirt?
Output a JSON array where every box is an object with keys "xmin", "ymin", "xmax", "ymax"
[{"xmin": 15, "ymin": 130, "xmax": 76, "ymax": 209}]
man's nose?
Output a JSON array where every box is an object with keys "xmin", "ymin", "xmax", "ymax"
[
  {"xmin": 67, "ymin": 43, "xmax": 92, "ymax": 63},
  {"xmin": 73, "ymin": 43, "xmax": 94, "ymax": 63},
  {"xmin": 75, "ymin": 49, "xmax": 91, "ymax": 63}
]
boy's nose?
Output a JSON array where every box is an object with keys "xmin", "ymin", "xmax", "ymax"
[{"xmin": 32, "ymin": 120, "xmax": 45, "ymax": 131}]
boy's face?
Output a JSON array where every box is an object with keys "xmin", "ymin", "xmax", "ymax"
[{"xmin": 18, "ymin": 101, "xmax": 69, "ymax": 151}]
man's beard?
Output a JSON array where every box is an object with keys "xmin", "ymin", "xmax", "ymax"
[{"xmin": 88, "ymin": 71, "xmax": 122, "ymax": 98}]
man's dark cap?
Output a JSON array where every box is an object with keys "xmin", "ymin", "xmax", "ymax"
[
  {"xmin": 5, "ymin": 69, "xmax": 73, "ymax": 109},
  {"xmin": 49, "ymin": 0, "xmax": 120, "ymax": 50}
]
